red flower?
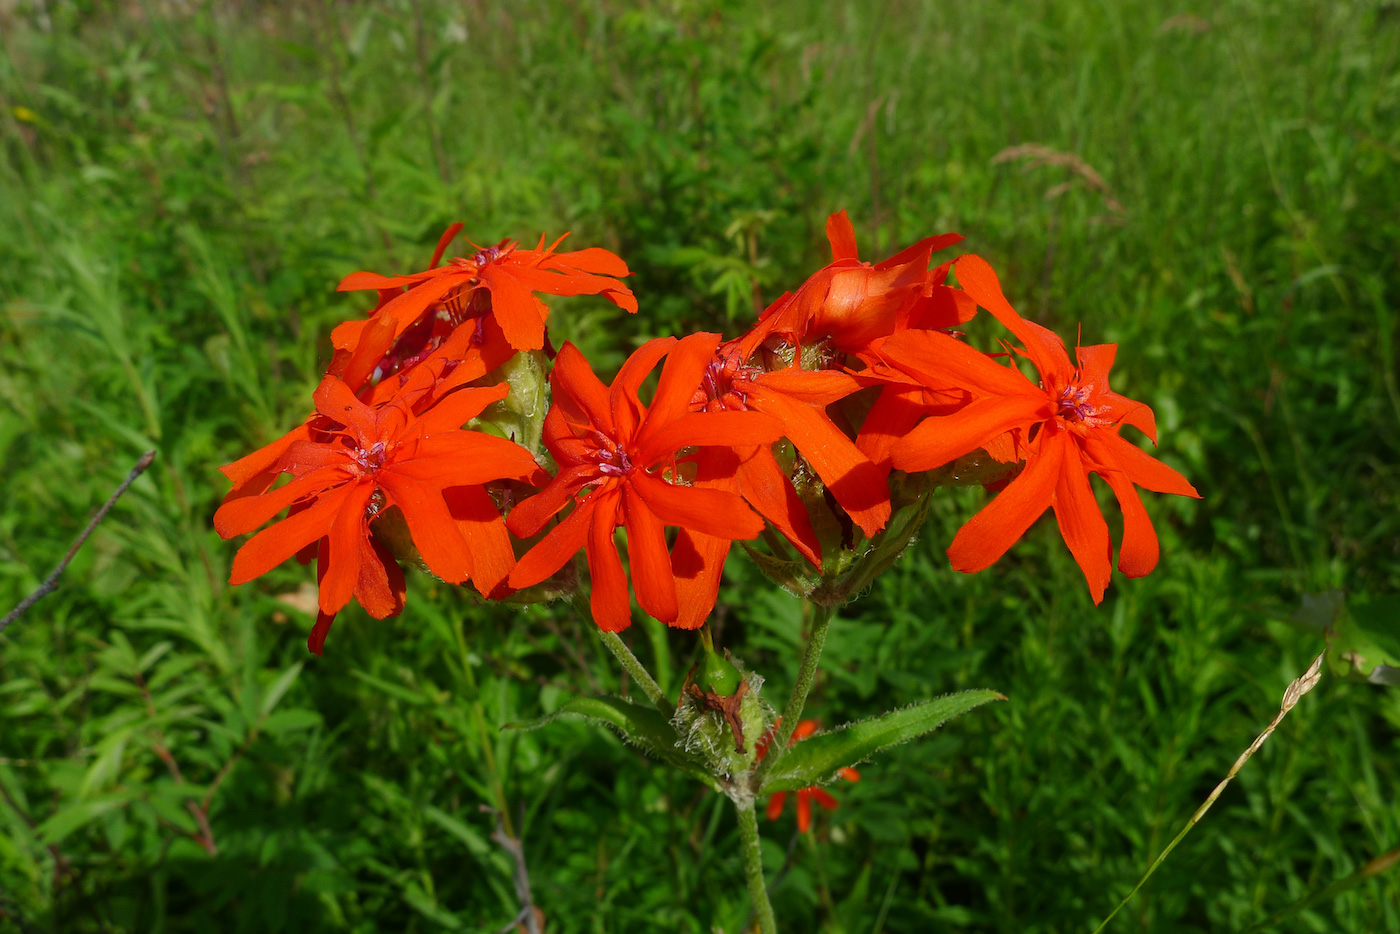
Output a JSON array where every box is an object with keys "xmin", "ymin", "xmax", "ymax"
[
  {"xmin": 887, "ymin": 254, "xmax": 1201, "ymax": 602},
  {"xmin": 506, "ymin": 335, "xmax": 784, "ymax": 631},
  {"xmin": 670, "ymin": 338, "xmax": 891, "ymax": 628},
  {"xmin": 758, "ymin": 720, "xmax": 860, "ymax": 833},
  {"xmin": 743, "ymin": 211, "xmax": 965, "ymax": 358},
  {"xmin": 219, "ymin": 294, "xmax": 523, "ymax": 504},
  {"xmin": 332, "ymin": 225, "xmax": 637, "ymax": 354},
  {"xmin": 215, "ymin": 367, "xmax": 546, "ymax": 654}
]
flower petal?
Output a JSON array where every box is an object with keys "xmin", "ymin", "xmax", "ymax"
[
  {"xmin": 430, "ymin": 223, "xmax": 465, "ymax": 268},
  {"xmin": 392, "ymin": 433, "xmax": 543, "ymax": 487},
  {"xmin": 631, "ymin": 472, "xmax": 765, "ymax": 540},
  {"xmin": 551, "ymin": 342, "xmax": 614, "ymax": 435},
  {"xmin": 611, "ymin": 336, "xmax": 677, "ymax": 438},
  {"xmin": 446, "ymin": 486, "xmax": 516, "ymax": 597},
  {"xmin": 1052, "ymin": 441, "xmax": 1112, "ymax": 605},
  {"xmin": 1099, "ymin": 469, "xmax": 1159, "ymax": 578},
  {"xmin": 313, "ymin": 376, "xmax": 377, "ymax": 444},
  {"xmin": 481, "ymin": 265, "xmax": 547, "ymax": 351},
  {"xmin": 214, "ymin": 467, "xmax": 348, "ymax": 538},
  {"xmin": 635, "ymin": 411, "xmax": 784, "ymax": 466},
  {"xmin": 377, "ymin": 474, "xmax": 472, "ymax": 584},
  {"xmin": 946, "ymin": 429, "xmax": 1065, "ymax": 574},
  {"xmin": 877, "ymin": 328, "xmax": 1035, "ymax": 398},
  {"xmin": 735, "ymin": 447, "xmax": 821, "ymax": 566},
  {"xmin": 891, "ymin": 395, "xmax": 1041, "ymax": 473},
  {"xmin": 622, "ymin": 484, "xmax": 678, "ymax": 623},
  {"xmin": 766, "ymin": 792, "xmax": 788, "ymax": 822},
  {"xmin": 586, "ymin": 490, "xmax": 631, "ymax": 631},
  {"xmin": 953, "ymin": 254, "xmax": 1073, "ymax": 386},
  {"xmin": 357, "ymin": 535, "xmax": 406, "ymax": 619},
  {"xmin": 1085, "ymin": 432, "xmax": 1200, "ymax": 498},
  {"xmin": 749, "ymin": 386, "xmax": 889, "ymax": 537},
  {"xmin": 671, "ymin": 530, "xmax": 731, "ymax": 631},
  {"xmin": 230, "ymin": 485, "xmax": 356, "ymax": 585},
  {"xmin": 826, "ymin": 210, "xmax": 859, "ymax": 261},
  {"xmin": 409, "ymin": 383, "xmax": 511, "ymax": 438},
  {"xmin": 548, "ymin": 246, "xmax": 630, "ymax": 278},
  {"xmin": 506, "ymin": 465, "xmax": 598, "ymax": 537},
  {"xmin": 753, "ymin": 366, "xmax": 869, "ymax": 406},
  {"xmin": 509, "ymin": 498, "xmax": 595, "ymax": 589},
  {"xmin": 308, "ymin": 611, "xmax": 337, "ymax": 657},
  {"xmin": 643, "ymin": 332, "xmax": 720, "ymax": 432},
  {"xmin": 320, "ymin": 482, "xmax": 375, "ymax": 615}
]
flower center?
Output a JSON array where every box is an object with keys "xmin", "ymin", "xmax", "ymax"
[
  {"xmin": 691, "ymin": 358, "xmax": 761, "ymax": 413},
  {"xmin": 595, "ymin": 443, "xmax": 633, "ymax": 477},
  {"xmin": 1054, "ymin": 383, "xmax": 1103, "ymax": 424},
  {"xmin": 471, "ymin": 244, "xmax": 505, "ymax": 267},
  {"xmin": 353, "ymin": 440, "xmax": 390, "ymax": 474}
]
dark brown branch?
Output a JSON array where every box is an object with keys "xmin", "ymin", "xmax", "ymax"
[{"xmin": 0, "ymin": 450, "xmax": 156, "ymax": 635}]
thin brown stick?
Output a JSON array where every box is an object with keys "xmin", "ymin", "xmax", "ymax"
[
  {"xmin": 135, "ymin": 671, "xmax": 218, "ymax": 855},
  {"xmin": 0, "ymin": 450, "xmax": 156, "ymax": 635},
  {"xmin": 483, "ymin": 805, "xmax": 544, "ymax": 934}
]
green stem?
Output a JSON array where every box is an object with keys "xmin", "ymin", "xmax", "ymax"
[
  {"xmin": 752, "ymin": 601, "xmax": 834, "ymax": 788},
  {"xmin": 736, "ymin": 796, "xmax": 779, "ymax": 934},
  {"xmin": 571, "ymin": 594, "xmax": 671, "ymax": 714}
]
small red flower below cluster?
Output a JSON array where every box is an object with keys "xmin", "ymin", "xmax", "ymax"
[{"xmin": 759, "ymin": 719, "xmax": 861, "ymax": 833}]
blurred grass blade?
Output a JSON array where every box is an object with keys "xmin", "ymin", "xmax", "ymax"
[
  {"xmin": 1092, "ymin": 654, "xmax": 1325, "ymax": 933},
  {"xmin": 1240, "ymin": 844, "xmax": 1400, "ymax": 934},
  {"xmin": 758, "ymin": 690, "xmax": 1004, "ymax": 795}
]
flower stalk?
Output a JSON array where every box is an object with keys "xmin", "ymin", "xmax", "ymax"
[
  {"xmin": 572, "ymin": 594, "xmax": 672, "ymax": 714},
  {"xmin": 752, "ymin": 600, "xmax": 834, "ymax": 788}
]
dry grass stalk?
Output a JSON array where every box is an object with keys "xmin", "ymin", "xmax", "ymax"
[{"xmin": 992, "ymin": 143, "xmax": 1127, "ymax": 223}]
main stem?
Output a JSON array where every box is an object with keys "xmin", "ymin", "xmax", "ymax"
[
  {"xmin": 753, "ymin": 601, "xmax": 834, "ymax": 787},
  {"xmin": 735, "ymin": 796, "xmax": 779, "ymax": 934}
]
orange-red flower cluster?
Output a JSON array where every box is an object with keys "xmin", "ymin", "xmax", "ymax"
[{"xmin": 217, "ymin": 215, "xmax": 1198, "ymax": 653}]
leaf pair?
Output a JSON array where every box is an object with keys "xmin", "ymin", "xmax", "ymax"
[{"xmin": 509, "ymin": 689, "xmax": 1003, "ymax": 794}]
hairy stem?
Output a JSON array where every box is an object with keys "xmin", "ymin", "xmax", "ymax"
[
  {"xmin": 736, "ymin": 797, "xmax": 779, "ymax": 934},
  {"xmin": 752, "ymin": 601, "xmax": 833, "ymax": 788},
  {"xmin": 570, "ymin": 595, "xmax": 671, "ymax": 714}
]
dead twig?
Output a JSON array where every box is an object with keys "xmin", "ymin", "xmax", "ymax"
[
  {"xmin": 992, "ymin": 143, "xmax": 1127, "ymax": 223},
  {"xmin": 0, "ymin": 450, "xmax": 156, "ymax": 636},
  {"xmin": 134, "ymin": 670, "xmax": 218, "ymax": 855},
  {"xmin": 483, "ymin": 805, "xmax": 544, "ymax": 934}
]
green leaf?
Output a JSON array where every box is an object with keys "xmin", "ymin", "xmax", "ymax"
[
  {"xmin": 259, "ymin": 661, "xmax": 304, "ymax": 719},
  {"xmin": 260, "ymin": 709, "xmax": 323, "ymax": 735},
  {"xmin": 350, "ymin": 669, "xmax": 431, "ymax": 706},
  {"xmin": 422, "ymin": 805, "xmax": 492, "ymax": 860},
  {"xmin": 758, "ymin": 690, "xmax": 1004, "ymax": 794},
  {"xmin": 36, "ymin": 795, "xmax": 135, "ymax": 846},
  {"xmin": 506, "ymin": 695, "xmax": 719, "ymax": 791},
  {"xmin": 80, "ymin": 728, "xmax": 132, "ymax": 798}
]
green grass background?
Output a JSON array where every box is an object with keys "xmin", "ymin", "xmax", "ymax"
[{"xmin": 2, "ymin": 1, "xmax": 1398, "ymax": 931}]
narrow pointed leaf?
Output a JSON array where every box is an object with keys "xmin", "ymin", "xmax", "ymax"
[
  {"xmin": 759, "ymin": 690, "xmax": 1004, "ymax": 794},
  {"xmin": 505, "ymin": 695, "xmax": 718, "ymax": 790}
]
